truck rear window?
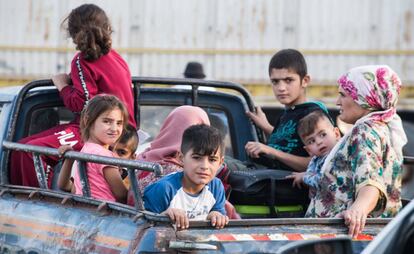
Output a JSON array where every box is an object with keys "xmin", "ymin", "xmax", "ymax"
[{"xmin": 138, "ymin": 105, "xmax": 233, "ymax": 157}]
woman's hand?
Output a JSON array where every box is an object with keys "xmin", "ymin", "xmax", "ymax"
[
  {"xmin": 207, "ymin": 211, "xmax": 229, "ymax": 229},
  {"xmin": 340, "ymin": 185, "xmax": 380, "ymax": 238},
  {"xmin": 341, "ymin": 207, "xmax": 367, "ymax": 238}
]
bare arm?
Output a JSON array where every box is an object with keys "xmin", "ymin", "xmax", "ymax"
[
  {"xmin": 245, "ymin": 141, "xmax": 310, "ymax": 172},
  {"xmin": 58, "ymin": 159, "xmax": 75, "ymax": 192},
  {"xmin": 103, "ymin": 166, "xmax": 128, "ymax": 203},
  {"xmin": 341, "ymin": 185, "xmax": 380, "ymax": 238},
  {"xmin": 57, "ymin": 145, "xmax": 75, "ymax": 193}
]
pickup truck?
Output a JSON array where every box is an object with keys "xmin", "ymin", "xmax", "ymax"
[{"xmin": 0, "ymin": 77, "xmax": 399, "ymax": 253}]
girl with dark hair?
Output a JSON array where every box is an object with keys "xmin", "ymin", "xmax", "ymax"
[
  {"xmin": 10, "ymin": 4, "xmax": 136, "ymax": 188},
  {"xmin": 60, "ymin": 94, "xmax": 129, "ymax": 202},
  {"xmin": 57, "ymin": 120, "xmax": 138, "ymax": 195}
]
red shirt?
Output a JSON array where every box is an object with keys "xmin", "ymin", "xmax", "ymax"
[{"xmin": 60, "ymin": 49, "xmax": 136, "ymax": 128}]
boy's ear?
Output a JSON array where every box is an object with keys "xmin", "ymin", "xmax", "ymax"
[
  {"xmin": 219, "ymin": 156, "xmax": 224, "ymax": 166},
  {"xmin": 301, "ymin": 74, "xmax": 311, "ymax": 88},
  {"xmin": 178, "ymin": 152, "xmax": 184, "ymax": 162}
]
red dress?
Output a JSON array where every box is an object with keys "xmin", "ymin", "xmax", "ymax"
[{"xmin": 10, "ymin": 49, "xmax": 136, "ymax": 187}]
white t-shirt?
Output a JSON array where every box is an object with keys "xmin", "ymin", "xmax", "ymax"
[{"xmin": 143, "ymin": 172, "xmax": 226, "ymax": 220}]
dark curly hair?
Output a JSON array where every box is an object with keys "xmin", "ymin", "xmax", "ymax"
[{"xmin": 63, "ymin": 4, "xmax": 112, "ymax": 61}]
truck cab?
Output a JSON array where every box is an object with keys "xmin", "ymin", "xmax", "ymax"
[{"xmin": 0, "ymin": 78, "xmax": 394, "ymax": 253}]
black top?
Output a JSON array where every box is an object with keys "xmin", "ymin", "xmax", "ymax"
[{"xmin": 254, "ymin": 101, "xmax": 331, "ymax": 171}]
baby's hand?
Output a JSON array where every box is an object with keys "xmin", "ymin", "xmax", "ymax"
[
  {"xmin": 164, "ymin": 208, "xmax": 189, "ymax": 230},
  {"xmin": 285, "ymin": 172, "xmax": 305, "ymax": 189},
  {"xmin": 207, "ymin": 211, "xmax": 229, "ymax": 229},
  {"xmin": 58, "ymin": 145, "xmax": 73, "ymax": 158}
]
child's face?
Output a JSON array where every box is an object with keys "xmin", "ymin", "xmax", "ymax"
[
  {"xmin": 269, "ymin": 68, "xmax": 309, "ymax": 107},
  {"xmin": 181, "ymin": 148, "xmax": 224, "ymax": 189},
  {"xmin": 89, "ymin": 109, "xmax": 123, "ymax": 148},
  {"xmin": 302, "ymin": 118, "xmax": 341, "ymax": 157},
  {"xmin": 112, "ymin": 140, "xmax": 136, "ymax": 159}
]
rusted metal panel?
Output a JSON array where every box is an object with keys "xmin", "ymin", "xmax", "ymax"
[
  {"xmin": 1, "ymin": 186, "xmax": 387, "ymax": 253},
  {"xmin": 172, "ymin": 218, "xmax": 388, "ymax": 253},
  {"xmin": 0, "ymin": 189, "xmax": 147, "ymax": 253}
]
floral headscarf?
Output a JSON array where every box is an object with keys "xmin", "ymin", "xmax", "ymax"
[
  {"xmin": 327, "ymin": 65, "xmax": 407, "ymax": 165},
  {"xmin": 338, "ymin": 65, "xmax": 402, "ymax": 121}
]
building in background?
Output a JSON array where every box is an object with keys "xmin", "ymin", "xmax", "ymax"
[{"xmin": 0, "ymin": 0, "xmax": 413, "ymax": 105}]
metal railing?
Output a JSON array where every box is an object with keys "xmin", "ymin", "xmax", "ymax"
[
  {"xmin": 404, "ymin": 156, "xmax": 414, "ymax": 165},
  {"xmin": 2, "ymin": 141, "xmax": 163, "ymax": 211}
]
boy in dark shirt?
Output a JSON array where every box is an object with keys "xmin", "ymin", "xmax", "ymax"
[{"xmin": 246, "ymin": 49, "xmax": 330, "ymax": 172}]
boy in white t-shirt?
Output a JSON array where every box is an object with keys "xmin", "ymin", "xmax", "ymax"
[{"xmin": 144, "ymin": 124, "xmax": 228, "ymax": 229}]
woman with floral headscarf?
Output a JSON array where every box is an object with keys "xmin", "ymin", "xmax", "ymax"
[{"xmin": 306, "ymin": 65, "xmax": 407, "ymax": 238}]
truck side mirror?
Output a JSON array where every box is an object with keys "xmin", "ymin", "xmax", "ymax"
[{"xmin": 276, "ymin": 237, "xmax": 353, "ymax": 254}]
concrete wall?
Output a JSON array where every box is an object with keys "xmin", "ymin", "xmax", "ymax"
[{"xmin": 0, "ymin": 0, "xmax": 413, "ymax": 87}]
